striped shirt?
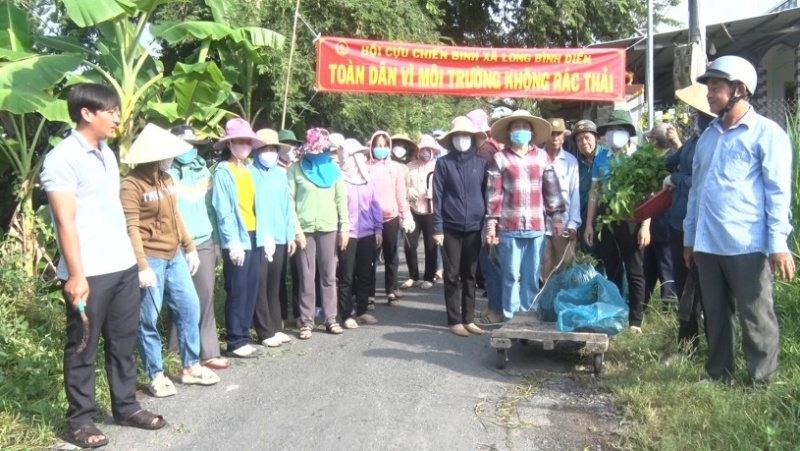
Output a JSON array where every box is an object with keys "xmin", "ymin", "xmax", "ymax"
[{"xmin": 486, "ymin": 145, "xmax": 548, "ymax": 232}]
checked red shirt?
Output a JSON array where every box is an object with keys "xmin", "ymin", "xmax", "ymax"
[{"xmin": 486, "ymin": 145, "xmax": 548, "ymax": 232}]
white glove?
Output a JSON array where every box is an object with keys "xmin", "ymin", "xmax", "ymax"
[
  {"xmin": 185, "ymin": 250, "xmax": 200, "ymax": 276},
  {"xmin": 228, "ymin": 243, "xmax": 245, "ymax": 267},
  {"xmin": 264, "ymin": 235, "xmax": 276, "ymax": 263},
  {"xmin": 138, "ymin": 267, "xmax": 157, "ymax": 288},
  {"xmin": 662, "ymin": 174, "xmax": 676, "ymax": 190},
  {"xmin": 402, "ymin": 216, "xmax": 416, "ymax": 234}
]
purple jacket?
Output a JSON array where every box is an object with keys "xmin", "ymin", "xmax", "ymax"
[{"xmin": 346, "ymin": 180, "xmax": 383, "ymax": 238}]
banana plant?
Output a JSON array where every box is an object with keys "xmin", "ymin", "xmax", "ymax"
[{"xmin": 0, "ymin": 1, "xmax": 82, "ymax": 275}]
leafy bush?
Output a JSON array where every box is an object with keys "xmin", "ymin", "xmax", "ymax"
[{"xmin": 597, "ymin": 143, "xmax": 670, "ymax": 232}]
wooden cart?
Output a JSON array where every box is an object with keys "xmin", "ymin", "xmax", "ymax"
[{"xmin": 490, "ymin": 312, "xmax": 609, "ymax": 374}]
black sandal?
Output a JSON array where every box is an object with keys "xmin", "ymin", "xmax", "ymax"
[
  {"xmin": 68, "ymin": 424, "xmax": 109, "ymax": 449},
  {"xmin": 117, "ymin": 409, "xmax": 167, "ymax": 430}
]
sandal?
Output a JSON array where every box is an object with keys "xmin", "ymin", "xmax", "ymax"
[
  {"xmin": 201, "ymin": 357, "xmax": 230, "ymax": 370},
  {"xmin": 181, "ymin": 366, "xmax": 221, "ymax": 386},
  {"xmin": 68, "ymin": 424, "xmax": 108, "ymax": 449},
  {"xmin": 116, "ymin": 409, "xmax": 166, "ymax": 430},
  {"xmin": 342, "ymin": 318, "xmax": 359, "ymax": 329},
  {"xmin": 148, "ymin": 375, "xmax": 177, "ymax": 398},
  {"xmin": 298, "ymin": 326, "xmax": 312, "ymax": 340},
  {"xmin": 326, "ymin": 323, "xmax": 344, "ymax": 335}
]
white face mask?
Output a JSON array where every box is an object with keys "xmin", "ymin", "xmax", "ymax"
[
  {"xmin": 230, "ymin": 143, "xmax": 252, "ymax": 161},
  {"xmin": 605, "ymin": 130, "xmax": 630, "ymax": 150},
  {"xmin": 453, "ymin": 135, "xmax": 472, "ymax": 152},
  {"xmin": 258, "ymin": 151, "xmax": 279, "ymax": 168},
  {"xmin": 392, "ymin": 146, "xmax": 407, "ymax": 159},
  {"xmin": 158, "ymin": 158, "xmax": 173, "ymax": 172}
]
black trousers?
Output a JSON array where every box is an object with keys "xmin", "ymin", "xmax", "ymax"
[
  {"xmin": 279, "ymin": 249, "xmax": 301, "ymax": 320},
  {"xmin": 644, "ymin": 241, "xmax": 676, "ymax": 305},
  {"xmin": 372, "ymin": 216, "xmax": 400, "ymax": 295},
  {"xmin": 442, "ymin": 229, "xmax": 481, "ymax": 326},
  {"xmin": 253, "ymin": 244, "xmax": 287, "ymax": 340},
  {"xmin": 404, "ymin": 212, "xmax": 437, "ymax": 282},
  {"xmin": 598, "ymin": 221, "xmax": 646, "ymax": 327},
  {"xmin": 669, "ymin": 228, "xmax": 706, "ymax": 347},
  {"xmin": 338, "ymin": 235, "xmax": 376, "ymax": 319},
  {"xmin": 63, "ymin": 265, "xmax": 142, "ymax": 429}
]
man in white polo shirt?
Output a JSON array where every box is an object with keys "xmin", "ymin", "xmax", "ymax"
[{"xmin": 40, "ymin": 84, "xmax": 165, "ymax": 448}]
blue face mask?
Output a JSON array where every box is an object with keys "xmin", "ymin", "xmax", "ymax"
[
  {"xmin": 175, "ymin": 148, "xmax": 198, "ymax": 165},
  {"xmin": 510, "ymin": 130, "xmax": 532, "ymax": 146},
  {"xmin": 373, "ymin": 147, "xmax": 390, "ymax": 160}
]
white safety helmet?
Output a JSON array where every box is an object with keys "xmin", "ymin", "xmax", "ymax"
[{"xmin": 696, "ymin": 55, "xmax": 757, "ymax": 95}]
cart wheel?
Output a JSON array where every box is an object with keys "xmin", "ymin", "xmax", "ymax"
[
  {"xmin": 497, "ymin": 349, "xmax": 508, "ymax": 369},
  {"xmin": 592, "ymin": 353, "xmax": 604, "ymax": 375},
  {"xmin": 520, "ymin": 339, "xmax": 529, "ymax": 345}
]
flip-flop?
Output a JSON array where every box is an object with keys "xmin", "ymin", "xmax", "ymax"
[{"xmin": 201, "ymin": 358, "xmax": 230, "ymax": 370}]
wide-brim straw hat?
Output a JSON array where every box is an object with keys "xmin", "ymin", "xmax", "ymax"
[
  {"xmin": 213, "ymin": 118, "xmax": 266, "ymax": 151},
  {"xmin": 675, "ymin": 83, "xmax": 715, "ymax": 117},
  {"xmin": 122, "ymin": 123, "xmax": 193, "ymax": 165},
  {"xmin": 439, "ymin": 116, "xmax": 487, "ymax": 150},
  {"xmin": 255, "ymin": 128, "xmax": 291, "ymax": 152},
  {"xmin": 390, "ymin": 133, "xmax": 419, "ymax": 155},
  {"xmin": 490, "ymin": 109, "xmax": 551, "ymax": 146}
]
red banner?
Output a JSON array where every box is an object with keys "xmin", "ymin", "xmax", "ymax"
[{"xmin": 316, "ymin": 37, "xmax": 626, "ymax": 101}]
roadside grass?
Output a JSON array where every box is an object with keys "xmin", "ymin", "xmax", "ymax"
[{"xmin": 602, "ymin": 282, "xmax": 800, "ymax": 450}]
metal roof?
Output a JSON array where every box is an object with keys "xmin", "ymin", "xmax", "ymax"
[{"xmin": 589, "ymin": 7, "xmax": 800, "ymax": 103}]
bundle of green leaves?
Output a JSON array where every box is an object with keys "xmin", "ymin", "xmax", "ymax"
[{"xmin": 597, "ymin": 143, "xmax": 670, "ymax": 231}]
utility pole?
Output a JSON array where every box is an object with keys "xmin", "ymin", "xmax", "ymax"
[
  {"xmin": 281, "ymin": 0, "xmax": 302, "ymax": 130},
  {"xmin": 688, "ymin": 0, "xmax": 705, "ymax": 52},
  {"xmin": 646, "ymin": 0, "xmax": 655, "ymax": 128}
]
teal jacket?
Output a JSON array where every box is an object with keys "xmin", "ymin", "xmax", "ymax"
[
  {"xmin": 212, "ymin": 161, "xmax": 272, "ymax": 250},
  {"xmin": 252, "ymin": 159, "xmax": 295, "ymax": 244},
  {"xmin": 168, "ymin": 156, "xmax": 217, "ymax": 246}
]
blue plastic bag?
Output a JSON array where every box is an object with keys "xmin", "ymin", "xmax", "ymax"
[
  {"xmin": 554, "ymin": 275, "xmax": 629, "ymax": 336},
  {"xmin": 538, "ymin": 264, "xmax": 600, "ymax": 322}
]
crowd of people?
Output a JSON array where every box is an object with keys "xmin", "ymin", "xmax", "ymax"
[{"xmin": 41, "ymin": 54, "xmax": 795, "ymax": 449}]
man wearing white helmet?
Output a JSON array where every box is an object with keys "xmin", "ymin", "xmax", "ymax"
[{"xmin": 684, "ymin": 55, "xmax": 795, "ymax": 386}]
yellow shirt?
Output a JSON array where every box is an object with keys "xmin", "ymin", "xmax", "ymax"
[{"xmin": 231, "ymin": 164, "xmax": 257, "ymax": 232}]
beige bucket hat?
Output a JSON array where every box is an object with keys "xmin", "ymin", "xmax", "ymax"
[
  {"xmin": 439, "ymin": 116, "xmax": 487, "ymax": 150},
  {"xmin": 255, "ymin": 128, "xmax": 292, "ymax": 152},
  {"xmin": 491, "ymin": 109, "xmax": 551, "ymax": 146},
  {"xmin": 121, "ymin": 123, "xmax": 193, "ymax": 165}
]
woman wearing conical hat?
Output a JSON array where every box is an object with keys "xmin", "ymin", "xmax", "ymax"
[{"xmin": 120, "ymin": 124, "xmax": 222, "ymax": 398}]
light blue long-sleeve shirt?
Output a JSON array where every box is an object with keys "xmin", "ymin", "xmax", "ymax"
[
  {"xmin": 683, "ymin": 108, "xmax": 793, "ymax": 255},
  {"xmin": 251, "ymin": 160, "xmax": 296, "ymax": 244}
]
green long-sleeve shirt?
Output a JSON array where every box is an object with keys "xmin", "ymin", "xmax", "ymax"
[{"xmin": 288, "ymin": 163, "xmax": 349, "ymax": 234}]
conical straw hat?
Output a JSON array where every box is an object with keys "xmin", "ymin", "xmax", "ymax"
[{"xmin": 121, "ymin": 123, "xmax": 193, "ymax": 165}]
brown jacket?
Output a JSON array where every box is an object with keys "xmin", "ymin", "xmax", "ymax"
[{"xmin": 120, "ymin": 163, "xmax": 195, "ymax": 270}]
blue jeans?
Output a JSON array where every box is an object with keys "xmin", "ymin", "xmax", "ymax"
[
  {"xmin": 499, "ymin": 232, "xmax": 545, "ymax": 318},
  {"xmin": 138, "ymin": 252, "xmax": 201, "ymax": 378},
  {"xmin": 479, "ymin": 244, "xmax": 502, "ymax": 313}
]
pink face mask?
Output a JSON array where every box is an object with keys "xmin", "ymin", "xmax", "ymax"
[{"xmin": 230, "ymin": 143, "xmax": 252, "ymax": 161}]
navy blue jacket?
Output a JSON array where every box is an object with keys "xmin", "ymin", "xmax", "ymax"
[
  {"xmin": 665, "ymin": 135, "xmax": 698, "ymax": 232},
  {"xmin": 432, "ymin": 149, "xmax": 487, "ymax": 234}
]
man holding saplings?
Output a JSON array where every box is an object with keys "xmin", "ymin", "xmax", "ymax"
[
  {"xmin": 684, "ymin": 55, "xmax": 794, "ymax": 386},
  {"xmin": 583, "ymin": 110, "xmax": 649, "ymax": 333}
]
